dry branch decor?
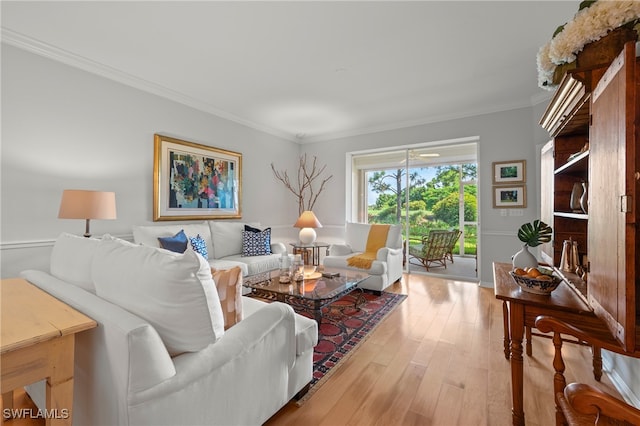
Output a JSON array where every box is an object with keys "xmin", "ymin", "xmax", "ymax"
[{"xmin": 271, "ymin": 154, "xmax": 333, "ymax": 215}]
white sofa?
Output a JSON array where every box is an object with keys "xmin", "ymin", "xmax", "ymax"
[
  {"xmin": 21, "ymin": 233, "xmax": 317, "ymax": 426},
  {"xmin": 323, "ymin": 222, "xmax": 403, "ymax": 292},
  {"xmin": 133, "ymin": 221, "xmax": 285, "ymax": 276}
]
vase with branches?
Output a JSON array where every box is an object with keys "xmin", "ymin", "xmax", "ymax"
[{"xmin": 271, "ymin": 154, "xmax": 333, "ymax": 215}]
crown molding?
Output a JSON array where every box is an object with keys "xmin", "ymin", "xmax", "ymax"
[{"xmin": 1, "ymin": 28, "xmax": 298, "ymax": 143}]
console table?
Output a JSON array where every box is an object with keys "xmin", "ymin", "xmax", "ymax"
[
  {"xmin": 1, "ymin": 278, "xmax": 96, "ymax": 425},
  {"xmin": 492, "ymin": 262, "xmax": 618, "ymax": 426}
]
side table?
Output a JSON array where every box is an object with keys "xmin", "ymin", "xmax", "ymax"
[
  {"xmin": 1, "ymin": 278, "xmax": 96, "ymax": 425},
  {"xmin": 289, "ymin": 242, "xmax": 330, "ymax": 266}
]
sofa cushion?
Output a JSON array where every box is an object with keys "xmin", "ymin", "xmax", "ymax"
[
  {"xmin": 50, "ymin": 232, "xmax": 101, "ymax": 293},
  {"xmin": 322, "ymin": 255, "xmax": 387, "ymax": 276},
  {"xmin": 92, "ymin": 235, "xmax": 225, "ymax": 356},
  {"xmin": 208, "ymin": 221, "xmax": 260, "ymax": 259},
  {"xmin": 158, "ymin": 229, "xmax": 188, "ymax": 253},
  {"xmin": 242, "ymin": 227, "xmax": 272, "ymax": 256},
  {"xmin": 133, "ymin": 223, "xmax": 213, "ymax": 259},
  {"xmin": 222, "ymin": 253, "xmax": 282, "ymax": 276},
  {"xmin": 190, "ymin": 234, "xmax": 208, "ymax": 259},
  {"xmin": 212, "ymin": 266, "xmax": 243, "ymax": 329}
]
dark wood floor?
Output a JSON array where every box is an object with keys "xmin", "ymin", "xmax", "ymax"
[{"xmin": 3, "ymin": 273, "xmax": 624, "ymax": 426}]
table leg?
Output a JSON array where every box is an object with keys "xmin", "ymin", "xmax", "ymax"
[
  {"xmin": 508, "ymin": 302, "xmax": 525, "ymax": 426},
  {"xmin": 46, "ymin": 334, "xmax": 75, "ymax": 426},
  {"xmin": 502, "ymin": 301, "xmax": 510, "ymax": 359},
  {"xmin": 525, "ymin": 326, "xmax": 532, "ymax": 356},
  {"xmin": 592, "ymin": 345, "xmax": 602, "ymax": 381}
]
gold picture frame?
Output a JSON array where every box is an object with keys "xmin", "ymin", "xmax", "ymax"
[
  {"xmin": 492, "ymin": 160, "xmax": 526, "ymax": 184},
  {"xmin": 153, "ymin": 134, "xmax": 242, "ymax": 221},
  {"xmin": 493, "ymin": 185, "xmax": 527, "ymax": 209}
]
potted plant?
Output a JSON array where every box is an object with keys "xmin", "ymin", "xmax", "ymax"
[{"xmin": 513, "ymin": 220, "xmax": 553, "ymax": 269}]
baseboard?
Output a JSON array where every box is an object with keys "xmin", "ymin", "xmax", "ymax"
[{"xmin": 602, "ymin": 353, "xmax": 640, "ymax": 408}]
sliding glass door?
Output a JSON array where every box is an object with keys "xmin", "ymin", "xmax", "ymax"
[{"xmin": 350, "ymin": 142, "xmax": 478, "ymax": 278}]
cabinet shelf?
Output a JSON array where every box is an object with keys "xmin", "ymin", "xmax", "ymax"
[
  {"xmin": 554, "ymin": 212, "xmax": 588, "ymax": 220},
  {"xmin": 555, "ymin": 150, "xmax": 589, "ymax": 175}
]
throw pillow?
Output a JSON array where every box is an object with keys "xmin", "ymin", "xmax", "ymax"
[
  {"xmin": 211, "ymin": 266, "xmax": 243, "ymax": 329},
  {"xmin": 242, "ymin": 227, "xmax": 271, "ymax": 256},
  {"xmin": 92, "ymin": 235, "xmax": 225, "ymax": 356},
  {"xmin": 158, "ymin": 229, "xmax": 188, "ymax": 253},
  {"xmin": 190, "ymin": 234, "xmax": 208, "ymax": 259},
  {"xmin": 244, "ymin": 224, "xmax": 262, "ymax": 233},
  {"xmin": 50, "ymin": 232, "xmax": 101, "ymax": 293}
]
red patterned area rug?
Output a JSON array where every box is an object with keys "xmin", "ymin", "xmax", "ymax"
[{"xmin": 293, "ymin": 290, "xmax": 407, "ymax": 405}]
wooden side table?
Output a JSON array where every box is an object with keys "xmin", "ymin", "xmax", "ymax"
[
  {"xmin": 1, "ymin": 278, "xmax": 96, "ymax": 425},
  {"xmin": 289, "ymin": 242, "xmax": 330, "ymax": 266},
  {"xmin": 492, "ymin": 262, "xmax": 617, "ymax": 426}
]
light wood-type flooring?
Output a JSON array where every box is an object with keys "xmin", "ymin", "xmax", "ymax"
[{"xmin": 3, "ymin": 273, "xmax": 624, "ymax": 426}]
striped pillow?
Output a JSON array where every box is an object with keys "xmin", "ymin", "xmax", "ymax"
[{"xmin": 211, "ymin": 266, "xmax": 243, "ymax": 329}]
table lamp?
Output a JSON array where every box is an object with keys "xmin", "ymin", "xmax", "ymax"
[
  {"xmin": 58, "ymin": 189, "xmax": 117, "ymax": 237},
  {"xmin": 293, "ymin": 210, "xmax": 322, "ymax": 245}
]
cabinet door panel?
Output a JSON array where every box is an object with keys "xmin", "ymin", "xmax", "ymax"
[{"xmin": 588, "ymin": 43, "xmax": 636, "ymax": 351}]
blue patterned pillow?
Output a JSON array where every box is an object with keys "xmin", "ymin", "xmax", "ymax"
[
  {"xmin": 158, "ymin": 230, "xmax": 188, "ymax": 253},
  {"xmin": 242, "ymin": 227, "xmax": 271, "ymax": 256},
  {"xmin": 190, "ymin": 234, "xmax": 208, "ymax": 259}
]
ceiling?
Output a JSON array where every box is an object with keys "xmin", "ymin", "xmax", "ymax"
[{"xmin": 1, "ymin": 1, "xmax": 579, "ymax": 143}]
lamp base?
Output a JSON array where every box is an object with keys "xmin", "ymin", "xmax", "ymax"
[{"xmin": 299, "ymin": 228, "xmax": 317, "ymax": 245}]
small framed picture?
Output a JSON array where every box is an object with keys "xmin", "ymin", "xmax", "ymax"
[
  {"xmin": 492, "ymin": 160, "xmax": 526, "ymax": 184},
  {"xmin": 493, "ymin": 185, "xmax": 527, "ymax": 208}
]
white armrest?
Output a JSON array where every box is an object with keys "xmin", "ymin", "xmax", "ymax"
[
  {"xmin": 270, "ymin": 242, "xmax": 287, "ymax": 254},
  {"xmin": 129, "ymin": 302, "xmax": 296, "ymax": 405},
  {"xmin": 328, "ymin": 244, "xmax": 353, "ymax": 256},
  {"xmin": 376, "ymin": 247, "xmax": 402, "ymax": 261}
]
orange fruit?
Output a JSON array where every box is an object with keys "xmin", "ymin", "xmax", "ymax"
[
  {"xmin": 513, "ymin": 268, "xmax": 527, "ymax": 276},
  {"xmin": 527, "ymin": 268, "xmax": 542, "ymax": 278}
]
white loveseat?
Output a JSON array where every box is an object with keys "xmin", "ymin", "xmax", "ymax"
[
  {"xmin": 133, "ymin": 221, "xmax": 285, "ymax": 276},
  {"xmin": 323, "ymin": 222, "xmax": 403, "ymax": 292},
  {"xmin": 21, "ymin": 233, "xmax": 317, "ymax": 426}
]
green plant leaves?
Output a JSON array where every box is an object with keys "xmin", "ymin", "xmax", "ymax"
[{"xmin": 517, "ymin": 220, "xmax": 552, "ymax": 247}]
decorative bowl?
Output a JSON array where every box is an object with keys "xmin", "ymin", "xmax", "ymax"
[{"xmin": 509, "ymin": 271, "xmax": 562, "ymax": 295}]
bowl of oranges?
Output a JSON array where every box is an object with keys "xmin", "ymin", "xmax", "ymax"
[{"xmin": 509, "ymin": 266, "xmax": 562, "ymax": 295}]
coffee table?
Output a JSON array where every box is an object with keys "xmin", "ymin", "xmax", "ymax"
[{"xmin": 243, "ymin": 267, "xmax": 369, "ymax": 324}]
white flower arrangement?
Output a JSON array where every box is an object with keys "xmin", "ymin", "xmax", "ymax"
[{"xmin": 537, "ymin": 0, "xmax": 640, "ymax": 90}]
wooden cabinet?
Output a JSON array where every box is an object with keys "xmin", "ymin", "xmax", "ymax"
[{"xmin": 539, "ymin": 42, "xmax": 639, "ymax": 352}]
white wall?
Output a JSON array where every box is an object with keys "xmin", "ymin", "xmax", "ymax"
[
  {"xmin": 1, "ymin": 45, "xmax": 302, "ymax": 277},
  {"xmin": 301, "ymin": 106, "xmax": 543, "ymax": 286}
]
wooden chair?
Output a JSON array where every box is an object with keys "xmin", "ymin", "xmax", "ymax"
[
  {"xmin": 557, "ymin": 382, "xmax": 640, "ymax": 425},
  {"xmin": 444, "ymin": 229, "xmax": 462, "ymax": 263},
  {"xmin": 535, "ymin": 315, "xmax": 640, "ymax": 426},
  {"xmin": 408, "ymin": 229, "xmax": 460, "ymax": 271}
]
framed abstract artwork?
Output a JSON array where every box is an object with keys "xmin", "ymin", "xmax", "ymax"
[
  {"xmin": 492, "ymin": 160, "xmax": 526, "ymax": 184},
  {"xmin": 493, "ymin": 185, "xmax": 527, "ymax": 208},
  {"xmin": 153, "ymin": 134, "xmax": 242, "ymax": 221}
]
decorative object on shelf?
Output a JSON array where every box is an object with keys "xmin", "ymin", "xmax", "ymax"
[
  {"xmin": 567, "ymin": 142, "xmax": 590, "ymax": 161},
  {"xmin": 570, "ymin": 181, "xmax": 586, "ymax": 213},
  {"xmin": 58, "ymin": 189, "xmax": 117, "ymax": 237},
  {"xmin": 153, "ymin": 134, "xmax": 241, "ymax": 221},
  {"xmin": 580, "ymin": 181, "xmax": 589, "ymax": 213},
  {"xmin": 560, "ymin": 238, "xmax": 580, "ymax": 273},
  {"xmin": 537, "ymin": 0, "xmax": 639, "ymax": 89},
  {"xmin": 293, "ymin": 210, "xmax": 323, "ymax": 244},
  {"xmin": 271, "ymin": 154, "xmax": 333, "ymax": 215},
  {"xmin": 512, "ymin": 220, "xmax": 553, "ymax": 269},
  {"xmin": 492, "ymin": 159, "xmax": 526, "ymax": 184}
]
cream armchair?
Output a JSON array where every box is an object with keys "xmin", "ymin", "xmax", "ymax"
[{"xmin": 323, "ymin": 222, "xmax": 403, "ymax": 293}]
